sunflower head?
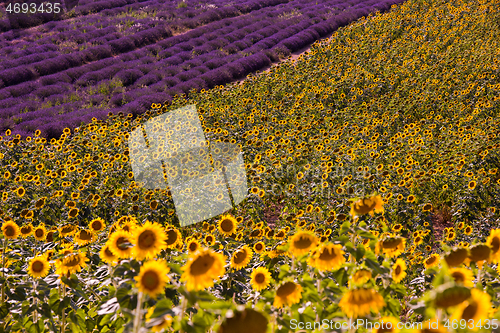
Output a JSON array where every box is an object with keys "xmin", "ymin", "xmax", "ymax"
[
  {"xmin": 20, "ymin": 224, "xmax": 34, "ymax": 238},
  {"xmin": 218, "ymin": 308, "xmax": 268, "ymax": 333},
  {"xmin": 33, "ymin": 224, "xmax": 47, "ymax": 241},
  {"xmin": 2, "ymin": 221, "xmax": 20, "ymax": 240},
  {"xmin": 338, "ymin": 288, "xmax": 386, "ymax": 318},
  {"xmin": 107, "ymin": 230, "xmax": 133, "ymax": 259},
  {"xmin": 310, "ymin": 243, "xmax": 345, "ymax": 272},
  {"xmin": 444, "ymin": 247, "xmax": 469, "ymax": 267},
  {"xmin": 250, "ymin": 267, "xmax": 272, "ymax": 292},
  {"xmin": 218, "ymin": 214, "xmax": 238, "ymax": 236},
  {"xmin": 89, "ymin": 218, "xmax": 106, "ymax": 233},
  {"xmin": 350, "ymin": 194, "xmax": 385, "ymax": 217},
  {"xmin": 181, "ymin": 247, "xmax": 226, "ymax": 291},
  {"xmin": 273, "ymin": 280, "xmax": 303, "ymax": 308},
  {"xmin": 288, "ymin": 231, "xmax": 318, "ymax": 257},
  {"xmin": 131, "ymin": 221, "xmax": 167, "ymax": 260},
  {"xmin": 230, "ymin": 245, "xmax": 253, "ymax": 270},
  {"xmin": 165, "ymin": 227, "xmax": 182, "ymax": 249},
  {"xmin": 387, "ymin": 257, "xmax": 404, "ymax": 280},
  {"xmin": 28, "ymin": 256, "xmax": 51, "ymax": 279},
  {"xmin": 135, "ymin": 260, "xmax": 170, "ymax": 298},
  {"xmin": 100, "ymin": 244, "xmax": 118, "ymax": 264}
]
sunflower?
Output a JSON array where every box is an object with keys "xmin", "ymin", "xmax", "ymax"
[
  {"xmin": 20, "ymin": 224, "xmax": 34, "ymax": 238},
  {"xmin": 253, "ymin": 241, "xmax": 265, "ymax": 254},
  {"xmin": 146, "ymin": 306, "xmax": 173, "ymax": 332},
  {"xmin": 131, "ymin": 221, "xmax": 167, "ymax": 260},
  {"xmin": 231, "ymin": 245, "xmax": 253, "ymax": 270},
  {"xmin": 99, "ymin": 244, "xmax": 118, "ymax": 264},
  {"xmin": 107, "ymin": 230, "xmax": 133, "ymax": 258},
  {"xmin": 186, "ymin": 238, "xmax": 201, "ymax": 253},
  {"xmin": 27, "ymin": 256, "xmax": 50, "ymax": 279},
  {"xmin": 204, "ymin": 234, "xmax": 215, "ymax": 246},
  {"xmin": 250, "ymin": 267, "xmax": 272, "ymax": 291},
  {"xmin": 2, "ymin": 221, "xmax": 20, "ymax": 239},
  {"xmin": 350, "ymin": 194, "xmax": 384, "ymax": 217},
  {"xmin": 309, "ymin": 243, "xmax": 345, "ymax": 272},
  {"xmin": 392, "ymin": 258, "xmax": 407, "ymax": 283},
  {"xmin": 349, "ymin": 268, "xmax": 372, "ymax": 287},
  {"xmin": 444, "ymin": 247, "xmax": 469, "ymax": 267},
  {"xmin": 135, "ymin": 260, "xmax": 170, "ymax": 298},
  {"xmin": 273, "ymin": 281, "xmax": 303, "ymax": 308},
  {"xmin": 68, "ymin": 208, "xmax": 79, "ymax": 219},
  {"xmin": 181, "ymin": 247, "xmax": 226, "ymax": 291},
  {"xmin": 59, "ymin": 224, "xmax": 78, "ymax": 238},
  {"xmin": 218, "ymin": 308, "xmax": 268, "ymax": 333},
  {"xmin": 33, "ymin": 224, "xmax": 47, "ymax": 241},
  {"xmin": 55, "ymin": 251, "xmax": 88, "ymax": 276},
  {"xmin": 74, "ymin": 229, "xmax": 95, "ymax": 246},
  {"xmin": 338, "ymin": 288, "xmax": 386, "ymax": 319},
  {"xmin": 89, "ymin": 218, "xmax": 106, "ymax": 233},
  {"xmin": 450, "ymin": 289, "xmax": 491, "ymax": 331},
  {"xmin": 288, "ymin": 231, "xmax": 318, "ymax": 257},
  {"xmin": 376, "ymin": 236, "xmax": 406, "ymax": 258},
  {"xmin": 165, "ymin": 227, "xmax": 182, "ymax": 249},
  {"xmin": 449, "ymin": 267, "xmax": 474, "ymax": 287},
  {"xmin": 423, "ymin": 253, "xmax": 440, "ymax": 269},
  {"xmin": 464, "ymin": 225, "xmax": 473, "ymax": 235},
  {"xmin": 218, "ymin": 214, "xmax": 238, "ymax": 236},
  {"xmin": 486, "ymin": 229, "xmax": 500, "ymax": 263},
  {"xmin": 371, "ymin": 316, "xmax": 400, "ymax": 333}
]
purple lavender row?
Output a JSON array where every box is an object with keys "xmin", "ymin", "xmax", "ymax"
[{"xmin": 2, "ymin": 0, "xmax": 407, "ymax": 138}]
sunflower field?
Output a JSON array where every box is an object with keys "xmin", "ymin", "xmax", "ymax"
[{"xmin": 1, "ymin": 0, "xmax": 500, "ymax": 332}]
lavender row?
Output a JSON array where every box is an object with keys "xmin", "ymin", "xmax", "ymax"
[{"xmin": 3, "ymin": 0, "xmax": 406, "ymax": 138}]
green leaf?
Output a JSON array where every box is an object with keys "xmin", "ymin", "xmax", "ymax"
[{"xmin": 355, "ymin": 244, "xmax": 365, "ymax": 261}]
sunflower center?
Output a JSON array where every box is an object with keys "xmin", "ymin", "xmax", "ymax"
[
  {"xmin": 166, "ymin": 230, "xmax": 178, "ymax": 245},
  {"xmin": 294, "ymin": 236, "xmax": 313, "ymax": 249},
  {"xmin": 5, "ymin": 226, "xmax": 15, "ymax": 237},
  {"xmin": 105, "ymin": 247, "xmax": 115, "ymax": 257},
  {"xmin": 395, "ymin": 265, "xmax": 402, "ymax": 275},
  {"xmin": 32, "ymin": 261, "xmax": 44, "ymax": 272},
  {"xmin": 92, "ymin": 221, "xmax": 102, "ymax": 231},
  {"xmin": 35, "ymin": 229, "xmax": 44, "ymax": 237},
  {"xmin": 426, "ymin": 257, "xmax": 437, "ymax": 265},
  {"xmin": 461, "ymin": 302, "xmax": 478, "ymax": 321},
  {"xmin": 491, "ymin": 237, "xmax": 500, "ymax": 253},
  {"xmin": 220, "ymin": 219, "xmax": 234, "ymax": 232},
  {"xmin": 451, "ymin": 272, "xmax": 465, "ymax": 283},
  {"xmin": 61, "ymin": 226, "xmax": 75, "ymax": 235},
  {"xmin": 255, "ymin": 244, "xmax": 263, "ymax": 251},
  {"xmin": 348, "ymin": 289, "xmax": 375, "ymax": 305},
  {"xmin": 142, "ymin": 271, "xmax": 160, "ymax": 290},
  {"xmin": 138, "ymin": 230, "xmax": 156, "ymax": 249},
  {"xmin": 117, "ymin": 237, "xmax": 129, "ymax": 250},
  {"xmin": 64, "ymin": 255, "xmax": 81, "ymax": 267},
  {"xmin": 382, "ymin": 238, "xmax": 402, "ymax": 249},
  {"xmin": 233, "ymin": 250, "xmax": 247, "ymax": 264},
  {"xmin": 255, "ymin": 273, "xmax": 265, "ymax": 284},
  {"xmin": 205, "ymin": 236, "xmax": 214, "ymax": 243},
  {"xmin": 318, "ymin": 248, "xmax": 338, "ymax": 261},
  {"xmin": 277, "ymin": 282, "xmax": 296, "ymax": 298},
  {"xmin": 80, "ymin": 230, "xmax": 92, "ymax": 241},
  {"xmin": 189, "ymin": 243, "xmax": 198, "ymax": 252},
  {"xmin": 21, "ymin": 227, "xmax": 32, "ymax": 234},
  {"xmin": 190, "ymin": 254, "xmax": 215, "ymax": 276}
]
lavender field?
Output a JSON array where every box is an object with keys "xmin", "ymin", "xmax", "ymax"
[{"xmin": 0, "ymin": 0, "xmax": 404, "ymax": 139}]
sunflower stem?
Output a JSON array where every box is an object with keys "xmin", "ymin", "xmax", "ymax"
[
  {"xmin": 33, "ymin": 280, "xmax": 38, "ymax": 323},
  {"xmin": 1, "ymin": 238, "xmax": 7, "ymax": 305},
  {"xmin": 61, "ymin": 284, "xmax": 66, "ymax": 333},
  {"xmin": 179, "ymin": 295, "xmax": 188, "ymax": 333},
  {"xmin": 133, "ymin": 291, "xmax": 143, "ymax": 333}
]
